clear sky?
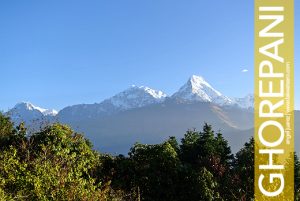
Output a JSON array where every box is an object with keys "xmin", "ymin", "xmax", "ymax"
[{"xmin": 0, "ymin": 1, "xmax": 299, "ymax": 111}]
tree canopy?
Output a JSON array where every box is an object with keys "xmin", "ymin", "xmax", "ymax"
[{"xmin": 0, "ymin": 112, "xmax": 299, "ymax": 201}]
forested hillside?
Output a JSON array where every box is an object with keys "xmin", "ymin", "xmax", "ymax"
[{"xmin": 0, "ymin": 113, "xmax": 299, "ymax": 201}]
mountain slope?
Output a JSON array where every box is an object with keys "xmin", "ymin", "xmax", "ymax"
[{"xmin": 60, "ymin": 100, "xmax": 254, "ymax": 153}]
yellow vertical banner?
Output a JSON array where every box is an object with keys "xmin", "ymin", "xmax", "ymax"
[{"xmin": 255, "ymin": 0, "xmax": 294, "ymax": 200}]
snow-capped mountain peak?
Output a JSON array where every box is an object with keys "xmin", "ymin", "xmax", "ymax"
[
  {"xmin": 5, "ymin": 102, "xmax": 57, "ymax": 127},
  {"xmin": 189, "ymin": 75, "xmax": 222, "ymax": 97},
  {"xmin": 12, "ymin": 102, "xmax": 58, "ymax": 116},
  {"xmin": 6, "ymin": 76, "xmax": 254, "ymax": 127},
  {"xmin": 233, "ymin": 94, "xmax": 254, "ymax": 109},
  {"xmin": 172, "ymin": 75, "xmax": 234, "ymax": 106},
  {"xmin": 57, "ymin": 85, "xmax": 168, "ymax": 120},
  {"xmin": 41, "ymin": 109, "xmax": 58, "ymax": 116},
  {"xmin": 103, "ymin": 85, "xmax": 167, "ymax": 110},
  {"xmin": 132, "ymin": 85, "xmax": 167, "ymax": 99}
]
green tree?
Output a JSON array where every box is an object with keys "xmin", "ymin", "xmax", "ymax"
[
  {"xmin": 177, "ymin": 165, "xmax": 222, "ymax": 201},
  {"xmin": 215, "ymin": 131, "xmax": 233, "ymax": 167},
  {"xmin": 0, "ymin": 113, "xmax": 27, "ymax": 151},
  {"xmin": 180, "ymin": 128, "xmax": 200, "ymax": 165},
  {"xmin": 0, "ymin": 122, "xmax": 114, "ymax": 200},
  {"xmin": 180, "ymin": 123, "xmax": 231, "ymax": 169},
  {"xmin": 0, "ymin": 113, "xmax": 15, "ymax": 149},
  {"xmin": 166, "ymin": 136, "xmax": 180, "ymax": 154},
  {"xmin": 179, "ymin": 124, "xmax": 234, "ymax": 200},
  {"xmin": 0, "ymin": 113, "xmax": 15, "ymax": 138},
  {"xmin": 198, "ymin": 123, "xmax": 217, "ymax": 160},
  {"xmin": 232, "ymin": 137, "xmax": 254, "ymax": 200},
  {"xmin": 129, "ymin": 141, "xmax": 180, "ymax": 201}
]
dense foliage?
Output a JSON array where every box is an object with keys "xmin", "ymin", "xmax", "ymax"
[{"xmin": 0, "ymin": 113, "xmax": 299, "ymax": 200}]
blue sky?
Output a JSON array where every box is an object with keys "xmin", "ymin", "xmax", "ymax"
[{"xmin": 0, "ymin": 1, "xmax": 299, "ymax": 111}]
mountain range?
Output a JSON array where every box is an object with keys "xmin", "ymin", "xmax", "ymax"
[{"xmin": 5, "ymin": 75, "xmax": 298, "ymax": 154}]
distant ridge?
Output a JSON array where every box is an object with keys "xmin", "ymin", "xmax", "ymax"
[{"xmin": 4, "ymin": 75, "xmax": 265, "ymax": 154}]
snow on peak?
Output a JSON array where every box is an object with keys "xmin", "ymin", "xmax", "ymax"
[
  {"xmin": 13, "ymin": 102, "xmax": 58, "ymax": 116},
  {"xmin": 42, "ymin": 109, "xmax": 58, "ymax": 116},
  {"xmin": 189, "ymin": 75, "xmax": 222, "ymax": 96},
  {"xmin": 172, "ymin": 75, "xmax": 234, "ymax": 105},
  {"xmin": 133, "ymin": 85, "xmax": 167, "ymax": 99},
  {"xmin": 102, "ymin": 85, "xmax": 167, "ymax": 110},
  {"xmin": 234, "ymin": 94, "xmax": 254, "ymax": 109}
]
